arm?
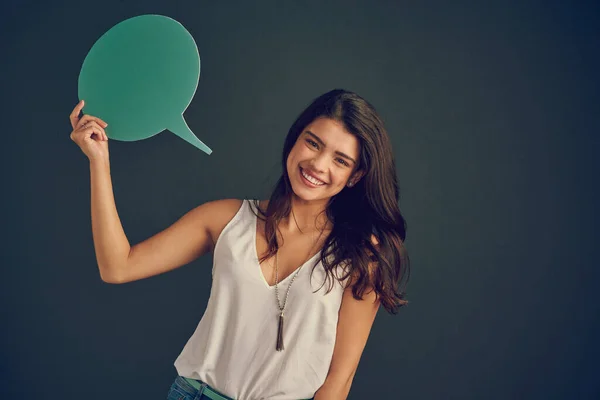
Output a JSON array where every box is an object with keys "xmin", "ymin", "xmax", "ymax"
[
  {"xmin": 89, "ymin": 158, "xmax": 130, "ymax": 282},
  {"xmin": 314, "ymin": 237, "xmax": 381, "ymax": 400},
  {"xmin": 89, "ymin": 156, "xmax": 239, "ymax": 283}
]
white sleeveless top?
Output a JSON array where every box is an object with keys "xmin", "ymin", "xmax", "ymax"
[{"xmin": 174, "ymin": 199, "xmax": 349, "ymax": 400}]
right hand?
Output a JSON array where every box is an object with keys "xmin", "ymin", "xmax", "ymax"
[{"xmin": 69, "ymin": 100, "xmax": 110, "ymax": 163}]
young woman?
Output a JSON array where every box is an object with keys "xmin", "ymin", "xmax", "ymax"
[{"xmin": 69, "ymin": 89, "xmax": 410, "ymax": 400}]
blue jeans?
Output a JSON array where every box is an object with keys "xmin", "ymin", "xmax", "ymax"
[
  {"xmin": 166, "ymin": 375, "xmax": 315, "ymax": 400},
  {"xmin": 166, "ymin": 376, "xmax": 214, "ymax": 400}
]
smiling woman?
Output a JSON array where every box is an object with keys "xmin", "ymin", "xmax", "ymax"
[
  {"xmin": 70, "ymin": 88, "xmax": 409, "ymax": 400},
  {"xmin": 290, "ymin": 118, "xmax": 359, "ymax": 192},
  {"xmin": 259, "ymin": 89, "xmax": 409, "ymax": 316}
]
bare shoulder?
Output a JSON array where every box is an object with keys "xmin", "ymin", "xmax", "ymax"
[{"xmin": 202, "ymin": 198, "xmax": 245, "ymax": 252}]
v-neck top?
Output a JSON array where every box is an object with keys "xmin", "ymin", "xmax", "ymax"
[
  {"xmin": 173, "ymin": 199, "xmax": 350, "ymax": 400},
  {"xmin": 252, "ymin": 203, "xmax": 322, "ymax": 289}
]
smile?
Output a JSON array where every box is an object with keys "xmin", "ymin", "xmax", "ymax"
[{"xmin": 300, "ymin": 168, "xmax": 326, "ymax": 186}]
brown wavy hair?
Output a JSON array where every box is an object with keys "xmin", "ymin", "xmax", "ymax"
[{"xmin": 251, "ymin": 89, "xmax": 410, "ymax": 314}]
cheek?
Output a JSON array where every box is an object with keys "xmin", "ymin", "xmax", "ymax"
[
  {"xmin": 293, "ymin": 145, "xmax": 308, "ymax": 158},
  {"xmin": 331, "ymin": 170, "xmax": 351, "ymax": 185},
  {"xmin": 286, "ymin": 151, "xmax": 299, "ymax": 176},
  {"xmin": 287, "ymin": 152, "xmax": 297, "ymax": 167},
  {"xmin": 288, "ymin": 146, "xmax": 310, "ymax": 167}
]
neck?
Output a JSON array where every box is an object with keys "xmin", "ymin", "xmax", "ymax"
[{"xmin": 282, "ymin": 195, "xmax": 332, "ymax": 234}]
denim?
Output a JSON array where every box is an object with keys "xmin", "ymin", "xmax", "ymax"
[
  {"xmin": 166, "ymin": 375, "xmax": 316, "ymax": 400},
  {"xmin": 166, "ymin": 376, "xmax": 210, "ymax": 400}
]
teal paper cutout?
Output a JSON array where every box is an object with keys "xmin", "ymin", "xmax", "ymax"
[{"xmin": 78, "ymin": 14, "xmax": 211, "ymax": 155}]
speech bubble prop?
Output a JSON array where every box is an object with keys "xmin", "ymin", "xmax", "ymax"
[{"xmin": 78, "ymin": 14, "xmax": 211, "ymax": 154}]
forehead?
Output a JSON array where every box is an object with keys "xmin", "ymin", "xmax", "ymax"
[{"xmin": 302, "ymin": 117, "xmax": 360, "ymax": 157}]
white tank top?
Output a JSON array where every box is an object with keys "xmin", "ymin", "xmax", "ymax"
[{"xmin": 174, "ymin": 199, "xmax": 349, "ymax": 400}]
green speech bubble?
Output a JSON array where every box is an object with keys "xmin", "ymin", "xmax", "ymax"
[{"xmin": 78, "ymin": 14, "xmax": 211, "ymax": 155}]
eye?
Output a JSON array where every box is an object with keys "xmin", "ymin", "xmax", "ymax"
[
  {"xmin": 306, "ymin": 139, "xmax": 319, "ymax": 149},
  {"xmin": 336, "ymin": 158, "xmax": 349, "ymax": 167}
]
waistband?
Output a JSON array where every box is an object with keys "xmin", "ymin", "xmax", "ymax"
[
  {"xmin": 183, "ymin": 377, "xmax": 314, "ymax": 400},
  {"xmin": 183, "ymin": 377, "xmax": 233, "ymax": 400}
]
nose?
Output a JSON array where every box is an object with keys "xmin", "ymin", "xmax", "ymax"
[{"xmin": 308, "ymin": 153, "xmax": 328, "ymax": 173}]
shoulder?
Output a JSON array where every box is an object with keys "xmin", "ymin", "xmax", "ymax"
[
  {"xmin": 200, "ymin": 198, "xmax": 245, "ymax": 250},
  {"xmin": 202, "ymin": 198, "xmax": 244, "ymax": 216}
]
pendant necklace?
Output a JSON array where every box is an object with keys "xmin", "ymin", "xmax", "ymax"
[{"xmin": 273, "ymin": 209, "xmax": 325, "ymax": 351}]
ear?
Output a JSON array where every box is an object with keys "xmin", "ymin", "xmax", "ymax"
[{"xmin": 348, "ymin": 170, "xmax": 365, "ymax": 187}]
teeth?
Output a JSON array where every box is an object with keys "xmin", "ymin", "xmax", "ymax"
[{"xmin": 301, "ymin": 169, "xmax": 324, "ymax": 185}]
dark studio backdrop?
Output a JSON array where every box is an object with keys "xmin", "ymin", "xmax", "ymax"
[{"xmin": 1, "ymin": 0, "xmax": 598, "ymax": 399}]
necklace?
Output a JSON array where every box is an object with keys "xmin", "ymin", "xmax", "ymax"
[
  {"xmin": 273, "ymin": 226, "xmax": 325, "ymax": 351},
  {"xmin": 290, "ymin": 207, "xmax": 304, "ymax": 234}
]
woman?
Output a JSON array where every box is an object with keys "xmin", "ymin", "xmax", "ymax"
[{"xmin": 69, "ymin": 89, "xmax": 410, "ymax": 400}]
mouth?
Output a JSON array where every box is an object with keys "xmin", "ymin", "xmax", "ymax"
[{"xmin": 299, "ymin": 167, "xmax": 327, "ymax": 187}]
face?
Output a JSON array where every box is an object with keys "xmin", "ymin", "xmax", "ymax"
[{"xmin": 286, "ymin": 117, "xmax": 363, "ymax": 202}]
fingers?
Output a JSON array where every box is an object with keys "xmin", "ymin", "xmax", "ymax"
[
  {"xmin": 77, "ymin": 114, "xmax": 109, "ymax": 130},
  {"xmin": 78, "ymin": 120, "xmax": 108, "ymax": 141},
  {"xmin": 69, "ymin": 100, "xmax": 108, "ymax": 130},
  {"xmin": 69, "ymin": 100, "xmax": 85, "ymax": 129}
]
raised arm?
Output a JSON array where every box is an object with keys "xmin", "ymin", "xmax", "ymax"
[
  {"xmin": 90, "ymin": 160, "xmax": 239, "ymax": 284},
  {"xmin": 69, "ymin": 101, "xmax": 241, "ymax": 284}
]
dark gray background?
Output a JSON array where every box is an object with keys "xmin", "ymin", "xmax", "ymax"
[{"xmin": 2, "ymin": 0, "xmax": 598, "ymax": 399}]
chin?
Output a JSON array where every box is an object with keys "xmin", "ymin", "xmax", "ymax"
[{"xmin": 292, "ymin": 185, "xmax": 335, "ymax": 204}]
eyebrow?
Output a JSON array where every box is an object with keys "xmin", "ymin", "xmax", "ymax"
[{"xmin": 305, "ymin": 130, "xmax": 357, "ymax": 165}]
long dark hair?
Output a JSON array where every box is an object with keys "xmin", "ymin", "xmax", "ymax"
[{"xmin": 252, "ymin": 89, "xmax": 410, "ymax": 314}]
